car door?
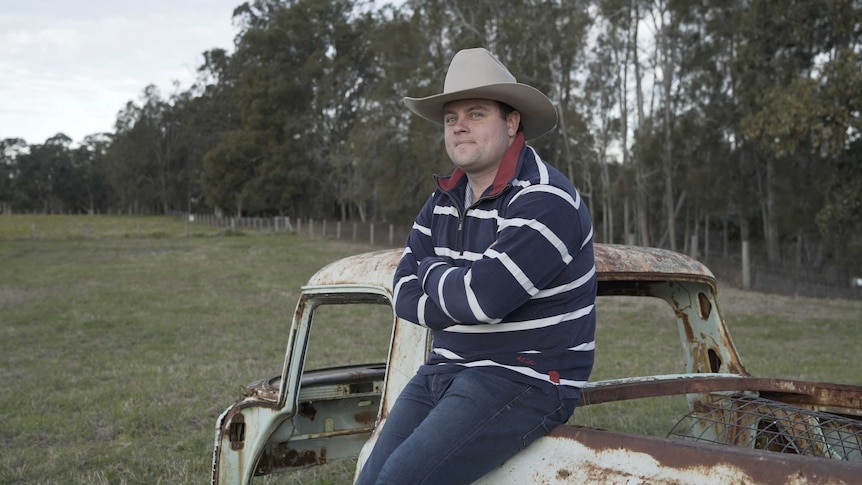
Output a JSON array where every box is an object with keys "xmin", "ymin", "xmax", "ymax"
[{"xmin": 213, "ymin": 286, "xmax": 394, "ymax": 484}]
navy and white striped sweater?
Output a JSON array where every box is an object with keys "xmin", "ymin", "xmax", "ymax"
[{"xmin": 393, "ymin": 134, "xmax": 597, "ymax": 400}]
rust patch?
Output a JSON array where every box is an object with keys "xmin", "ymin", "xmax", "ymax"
[
  {"xmin": 681, "ymin": 313, "xmax": 696, "ymax": 343},
  {"xmin": 548, "ymin": 425, "xmax": 862, "ymax": 484},
  {"xmin": 579, "ymin": 375, "xmax": 862, "ymax": 412},
  {"xmin": 556, "ymin": 468, "xmax": 572, "ymax": 479},
  {"xmin": 354, "ymin": 410, "xmax": 377, "ymax": 426},
  {"xmin": 299, "ymin": 401, "xmax": 317, "ymax": 421},
  {"xmin": 594, "ymin": 244, "xmax": 715, "ymax": 279},
  {"xmin": 304, "ymin": 245, "xmax": 719, "ymax": 296},
  {"xmin": 256, "ymin": 444, "xmax": 328, "ymax": 475}
]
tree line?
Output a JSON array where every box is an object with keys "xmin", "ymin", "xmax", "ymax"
[{"xmin": 1, "ymin": 0, "xmax": 860, "ymax": 278}]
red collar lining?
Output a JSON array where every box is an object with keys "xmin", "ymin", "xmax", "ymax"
[{"xmin": 437, "ymin": 132, "xmax": 525, "ymax": 198}]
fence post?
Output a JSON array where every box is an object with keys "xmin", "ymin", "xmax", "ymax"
[
  {"xmin": 389, "ymin": 224, "xmax": 394, "ymax": 247},
  {"xmin": 322, "ymin": 219, "xmax": 327, "ymax": 238},
  {"xmin": 336, "ymin": 221, "xmax": 341, "ymax": 240},
  {"xmin": 309, "ymin": 219, "xmax": 314, "ymax": 238},
  {"xmin": 370, "ymin": 223, "xmax": 375, "ymax": 246}
]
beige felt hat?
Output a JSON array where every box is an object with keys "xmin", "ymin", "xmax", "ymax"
[{"xmin": 403, "ymin": 48, "xmax": 558, "ymax": 140}]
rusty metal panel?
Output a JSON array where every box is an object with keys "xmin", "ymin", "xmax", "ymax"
[
  {"xmin": 594, "ymin": 244, "xmax": 715, "ymax": 281},
  {"xmin": 474, "ymin": 425, "xmax": 862, "ymax": 484},
  {"xmin": 642, "ymin": 279, "xmax": 748, "ymax": 376},
  {"xmin": 302, "ymin": 245, "xmax": 719, "ymax": 294},
  {"xmin": 580, "ymin": 374, "xmax": 862, "ymax": 413},
  {"xmin": 305, "ymin": 249, "xmax": 402, "ymax": 289}
]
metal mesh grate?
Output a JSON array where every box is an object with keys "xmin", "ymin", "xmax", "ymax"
[{"xmin": 667, "ymin": 394, "xmax": 862, "ymax": 462}]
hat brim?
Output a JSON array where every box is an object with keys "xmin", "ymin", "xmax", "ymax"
[{"xmin": 403, "ymin": 83, "xmax": 557, "ymax": 140}]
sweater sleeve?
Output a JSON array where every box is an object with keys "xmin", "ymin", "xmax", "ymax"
[
  {"xmin": 418, "ymin": 184, "xmax": 587, "ymax": 324},
  {"xmin": 392, "ymin": 195, "xmax": 461, "ymax": 330}
]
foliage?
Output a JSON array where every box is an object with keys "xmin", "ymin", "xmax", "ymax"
[{"xmin": 1, "ymin": 0, "xmax": 860, "ymax": 273}]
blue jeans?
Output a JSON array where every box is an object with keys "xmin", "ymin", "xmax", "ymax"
[{"xmin": 355, "ymin": 368, "xmax": 576, "ymax": 485}]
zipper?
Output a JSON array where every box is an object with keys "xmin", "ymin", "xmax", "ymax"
[
  {"xmin": 442, "ymin": 182, "xmax": 512, "ymax": 257},
  {"xmin": 443, "ymin": 189, "xmax": 467, "ymax": 255}
]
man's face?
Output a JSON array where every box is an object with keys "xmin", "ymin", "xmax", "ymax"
[{"xmin": 443, "ymin": 99, "xmax": 520, "ymax": 177}]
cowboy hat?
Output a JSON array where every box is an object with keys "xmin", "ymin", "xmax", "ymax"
[{"xmin": 403, "ymin": 48, "xmax": 557, "ymax": 140}]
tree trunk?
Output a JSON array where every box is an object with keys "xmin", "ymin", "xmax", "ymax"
[
  {"xmin": 632, "ymin": 2, "xmax": 650, "ymax": 247},
  {"xmin": 740, "ymin": 211, "xmax": 751, "ymax": 290},
  {"xmin": 660, "ymin": 3, "xmax": 677, "ymax": 252},
  {"xmin": 765, "ymin": 157, "xmax": 780, "ymax": 264},
  {"xmin": 704, "ymin": 214, "xmax": 710, "ymax": 261}
]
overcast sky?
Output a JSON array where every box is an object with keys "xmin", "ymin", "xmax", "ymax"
[{"xmin": 0, "ymin": 0, "xmax": 241, "ymax": 145}]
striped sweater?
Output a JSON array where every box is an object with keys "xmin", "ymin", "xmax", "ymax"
[{"xmin": 393, "ymin": 133, "xmax": 597, "ymax": 400}]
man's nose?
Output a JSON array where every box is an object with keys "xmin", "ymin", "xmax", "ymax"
[{"xmin": 452, "ymin": 117, "xmax": 469, "ymax": 133}]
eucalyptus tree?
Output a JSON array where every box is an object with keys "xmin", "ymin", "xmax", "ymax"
[
  {"xmin": 107, "ymin": 101, "xmax": 160, "ymax": 214},
  {"xmin": 670, "ymin": 1, "xmax": 737, "ymax": 259},
  {"xmin": 204, "ymin": 0, "xmax": 313, "ymax": 216},
  {"xmin": 584, "ymin": 26, "xmax": 623, "ymax": 244},
  {"xmin": 308, "ymin": 2, "xmax": 378, "ymax": 222},
  {"xmin": 0, "ymin": 138, "xmax": 26, "ymax": 213},
  {"xmin": 341, "ymin": 2, "xmax": 436, "ymax": 223},
  {"xmin": 813, "ymin": 52, "xmax": 862, "ymax": 269},
  {"xmin": 141, "ymin": 85, "xmax": 190, "ymax": 214},
  {"xmin": 13, "ymin": 134, "xmax": 74, "ymax": 213},
  {"xmin": 169, "ymin": 50, "xmax": 243, "ymax": 216},
  {"xmin": 741, "ymin": 0, "xmax": 862, "ymax": 270},
  {"xmin": 70, "ymin": 133, "xmax": 112, "ymax": 214},
  {"xmin": 203, "ymin": 0, "xmax": 374, "ymax": 218},
  {"xmin": 596, "ymin": 0, "xmax": 652, "ymax": 246}
]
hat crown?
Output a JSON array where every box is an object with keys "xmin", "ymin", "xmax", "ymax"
[{"xmin": 443, "ymin": 48, "xmax": 516, "ymax": 93}]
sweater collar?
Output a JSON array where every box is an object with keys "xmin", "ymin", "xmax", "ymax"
[{"xmin": 436, "ymin": 132, "xmax": 525, "ymax": 198}]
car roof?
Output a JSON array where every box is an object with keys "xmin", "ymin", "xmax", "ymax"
[{"xmin": 305, "ymin": 244, "xmax": 717, "ymax": 293}]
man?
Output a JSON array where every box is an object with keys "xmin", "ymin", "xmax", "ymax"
[{"xmin": 356, "ymin": 47, "xmax": 596, "ymax": 485}]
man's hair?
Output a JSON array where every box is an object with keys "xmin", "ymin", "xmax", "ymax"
[{"xmin": 499, "ymin": 102, "xmax": 524, "ymax": 133}]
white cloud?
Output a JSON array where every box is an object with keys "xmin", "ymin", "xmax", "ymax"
[{"xmin": 0, "ymin": 0, "xmax": 240, "ymax": 144}]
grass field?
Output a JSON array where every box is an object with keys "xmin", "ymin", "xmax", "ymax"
[{"xmin": 1, "ymin": 215, "xmax": 860, "ymax": 484}]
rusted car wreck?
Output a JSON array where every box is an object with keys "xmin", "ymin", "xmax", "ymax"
[{"xmin": 212, "ymin": 244, "xmax": 862, "ymax": 484}]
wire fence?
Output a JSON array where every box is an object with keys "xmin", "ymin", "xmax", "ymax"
[
  {"xmin": 20, "ymin": 210, "xmax": 850, "ymax": 301},
  {"xmin": 182, "ymin": 212, "xmax": 412, "ymax": 249},
  {"xmin": 706, "ymin": 257, "xmax": 861, "ymax": 301},
  {"xmin": 180, "ymin": 213, "xmax": 860, "ymax": 300}
]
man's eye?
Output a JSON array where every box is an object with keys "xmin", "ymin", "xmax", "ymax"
[{"xmin": 444, "ymin": 116, "xmax": 456, "ymax": 124}]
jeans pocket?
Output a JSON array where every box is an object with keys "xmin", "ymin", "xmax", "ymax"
[{"xmin": 520, "ymin": 402, "xmax": 567, "ymax": 450}]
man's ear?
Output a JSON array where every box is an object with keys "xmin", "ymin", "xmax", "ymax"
[{"xmin": 507, "ymin": 110, "xmax": 522, "ymax": 137}]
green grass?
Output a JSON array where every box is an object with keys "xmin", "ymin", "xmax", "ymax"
[
  {"xmin": 1, "ymin": 215, "xmax": 860, "ymax": 484},
  {"xmin": 0, "ymin": 214, "xmax": 211, "ymax": 240},
  {"xmin": 0, "ymin": 215, "xmax": 371, "ymax": 484}
]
